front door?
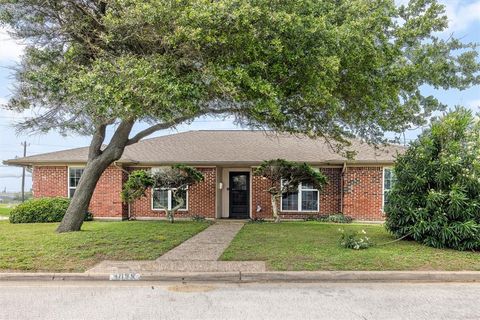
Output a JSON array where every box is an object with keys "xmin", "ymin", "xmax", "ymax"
[{"xmin": 229, "ymin": 172, "xmax": 250, "ymax": 219}]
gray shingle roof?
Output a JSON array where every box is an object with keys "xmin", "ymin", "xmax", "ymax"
[{"xmin": 4, "ymin": 130, "xmax": 405, "ymax": 166}]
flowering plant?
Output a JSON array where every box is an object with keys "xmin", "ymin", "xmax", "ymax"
[{"xmin": 338, "ymin": 228, "xmax": 373, "ymax": 250}]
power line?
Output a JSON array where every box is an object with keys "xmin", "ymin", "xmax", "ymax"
[
  {"xmin": 0, "ymin": 175, "xmax": 32, "ymax": 178},
  {"xmin": 0, "ymin": 143, "xmax": 76, "ymax": 148},
  {"xmin": 20, "ymin": 141, "xmax": 29, "ymax": 202}
]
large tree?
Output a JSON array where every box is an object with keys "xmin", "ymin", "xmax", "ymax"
[{"xmin": 0, "ymin": 0, "xmax": 478, "ymax": 232}]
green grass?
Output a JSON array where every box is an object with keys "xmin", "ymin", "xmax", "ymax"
[
  {"xmin": 221, "ymin": 222, "xmax": 480, "ymax": 271},
  {"xmin": 0, "ymin": 204, "xmax": 15, "ymax": 217},
  {"xmin": 0, "ymin": 220, "xmax": 208, "ymax": 272}
]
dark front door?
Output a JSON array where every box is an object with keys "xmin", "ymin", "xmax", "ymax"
[{"xmin": 229, "ymin": 172, "xmax": 250, "ymax": 219}]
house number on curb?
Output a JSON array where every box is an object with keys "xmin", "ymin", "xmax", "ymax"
[{"xmin": 109, "ymin": 273, "xmax": 141, "ymax": 281}]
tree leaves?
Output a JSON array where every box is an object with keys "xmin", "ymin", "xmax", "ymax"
[
  {"xmin": 1, "ymin": 0, "xmax": 478, "ymax": 144},
  {"xmin": 121, "ymin": 165, "xmax": 204, "ymax": 204},
  {"xmin": 254, "ymin": 158, "xmax": 328, "ymax": 195}
]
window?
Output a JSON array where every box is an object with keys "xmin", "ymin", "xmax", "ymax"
[
  {"xmin": 281, "ymin": 182, "xmax": 319, "ymax": 212},
  {"xmin": 301, "ymin": 182, "xmax": 319, "ymax": 211},
  {"xmin": 68, "ymin": 167, "xmax": 84, "ymax": 198},
  {"xmin": 152, "ymin": 188, "xmax": 187, "ymax": 210},
  {"xmin": 383, "ymin": 168, "xmax": 396, "ymax": 208}
]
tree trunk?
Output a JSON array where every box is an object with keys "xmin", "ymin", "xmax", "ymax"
[
  {"xmin": 167, "ymin": 210, "xmax": 174, "ymax": 223},
  {"xmin": 166, "ymin": 193, "xmax": 185, "ymax": 224},
  {"xmin": 271, "ymin": 194, "xmax": 281, "ymax": 223},
  {"xmin": 56, "ymin": 156, "xmax": 114, "ymax": 232},
  {"xmin": 56, "ymin": 120, "xmax": 134, "ymax": 233}
]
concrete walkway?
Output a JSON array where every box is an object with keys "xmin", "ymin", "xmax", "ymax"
[
  {"xmin": 88, "ymin": 221, "xmax": 266, "ymax": 273},
  {"xmin": 158, "ymin": 221, "xmax": 244, "ymax": 261}
]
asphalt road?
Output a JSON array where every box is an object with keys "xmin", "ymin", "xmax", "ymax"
[{"xmin": 0, "ymin": 281, "xmax": 479, "ymax": 320}]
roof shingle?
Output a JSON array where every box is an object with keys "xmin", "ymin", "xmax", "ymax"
[{"xmin": 4, "ymin": 130, "xmax": 405, "ymax": 166}]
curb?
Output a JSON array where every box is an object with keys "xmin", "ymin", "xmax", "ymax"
[
  {"xmin": 1, "ymin": 271, "xmax": 480, "ymax": 283},
  {"xmin": 240, "ymin": 271, "xmax": 480, "ymax": 283}
]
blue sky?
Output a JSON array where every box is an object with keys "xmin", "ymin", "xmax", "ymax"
[{"xmin": 0, "ymin": 0, "xmax": 479, "ymax": 192}]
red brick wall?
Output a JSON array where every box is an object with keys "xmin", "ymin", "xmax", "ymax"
[
  {"xmin": 128, "ymin": 167, "xmax": 216, "ymax": 219},
  {"xmin": 33, "ymin": 165, "xmax": 127, "ymax": 219},
  {"xmin": 89, "ymin": 166, "xmax": 127, "ymax": 218},
  {"xmin": 251, "ymin": 168, "xmax": 342, "ymax": 220},
  {"xmin": 319, "ymin": 168, "xmax": 342, "ymax": 214},
  {"xmin": 32, "ymin": 164, "xmax": 385, "ymax": 221},
  {"xmin": 342, "ymin": 167, "xmax": 384, "ymax": 221},
  {"xmin": 251, "ymin": 174, "xmax": 273, "ymax": 219},
  {"xmin": 33, "ymin": 166, "xmax": 68, "ymax": 197}
]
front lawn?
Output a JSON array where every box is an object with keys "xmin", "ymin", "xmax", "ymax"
[
  {"xmin": 0, "ymin": 220, "xmax": 208, "ymax": 272},
  {"xmin": 221, "ymin": 222, "xmax": 480, "ymax": 271},
  {"xmin": 0, "ymin": 204, "xmax": 14, "ymax": 217}
]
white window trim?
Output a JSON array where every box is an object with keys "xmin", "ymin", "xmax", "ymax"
[
  {"xmin": 382, "ymin": 167, "xmax": 394, "ymax": 210},
  {"xmin": 151, "ymin": 187, "xmax": 188, "ymax": 211},
  {"xmin": 280, "ymin": 182, "xmax": 320, "ymax": 213},
  {"xmin": 67, "ymin": 166, "xmax": 85, "ymax": 198}
]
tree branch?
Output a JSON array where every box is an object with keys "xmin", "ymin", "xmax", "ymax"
[
  {"xmin": 126, "ymin": 115, "xmax": 197, "ymax": 146},
  {"xmin": 88, "ymin": 124, "xmax": 106, "ymax": 160},
  {"xmin": 65, "ymin": 0, "xmax": 104, "ymax": 29},
  {"xmin": 126, "ymin": 107, "xmax": 239, "ymax": 146},
  {"xmin": 102, "ymin": 120, "xmax": 135, "ymax": 160}
]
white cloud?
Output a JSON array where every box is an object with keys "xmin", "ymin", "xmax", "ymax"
[
  {"xmin": 0, "ymin": 28, "xmax": 25, "ymax": 63},
  {"xmin": 443, "ymin": 0, "xmax": 480, "ymax": 33},
  {"xmin": 467, "ymin": 99, "xmax": 480, "ymax": 109},
  {"xmin": 395, "ymin": 0, "xmax": 410, "ymax": 6}
]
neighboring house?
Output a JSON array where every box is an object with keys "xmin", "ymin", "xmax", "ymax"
[{"xmin": 4, "ymin": 130, "xmax": 404, "ymax": 221}]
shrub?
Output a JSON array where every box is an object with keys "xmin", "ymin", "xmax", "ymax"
[
  {"xmin": 306, "ymin": 213, "xmax": 353, "ymax": 223},
  {"xmin": 84, "ymin": 211, "xmax": 94, "ymax": 221},
  {"xmin": 9, "ymin": 197, "xmax": 89, "ymax": 224},
  {"xmin": 385, "ymin": 108, "xmax": 480, "ymax": 251},
  {"xmin": 249, "ymin": 217, "xmax": 266, "ymax": 223},
  {"xmin": 303, "ymin": 215, "xmax": 322, "ymax": 222},
  {"xmin": 324, "ymin": 214, "xmax": 353, "ymax": 224},
  {"xmin": 191, "ymin": 215, "xmax": 206, "ymax": 222},
  {"xmin": 338, "ymin": 228, "xmax": 373, "ymax": 250}
]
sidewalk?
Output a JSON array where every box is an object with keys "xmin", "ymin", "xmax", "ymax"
[
  {"xmin": 87, "ymin": 221, "xmax": 266, "ymax": 274},
  {"xmin": 158, "ymin": 221, "xmax": 245, "ymax": 261}
]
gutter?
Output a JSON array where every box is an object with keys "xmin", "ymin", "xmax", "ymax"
[
  {"xmin": 3, "ymin": 158, "xmax": 397, "ymax": 167},
  {"xmin": 340, "ymin": 162, "xmax": 347, "ymax": 214}
]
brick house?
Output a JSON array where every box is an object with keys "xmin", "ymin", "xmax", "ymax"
[{"xmin": 5, "ymin": 130, "xmax": 403, "ymax": 221}]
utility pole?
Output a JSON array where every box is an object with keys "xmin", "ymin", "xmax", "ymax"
[{"xmin": 20, "ymin": 141, "xmax": 28, "ymax": 202}]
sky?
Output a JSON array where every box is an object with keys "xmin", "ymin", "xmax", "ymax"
[{"xmin": 0, "ymin": 0, "xmax": 479, "ymax": 192}]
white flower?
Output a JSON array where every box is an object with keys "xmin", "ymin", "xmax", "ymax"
[{"xmin": 361, "ymin": 229, "xmax": 367, "ymax": 234}]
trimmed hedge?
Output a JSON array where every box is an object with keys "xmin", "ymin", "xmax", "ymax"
[
  {"xmin": 304, "ymin": 213, "xmax": 353, "ymax": 223},
  {"xmin": 9, "ymin": 197, "xmax": 92, "ymax": 224},
  {"xmin": 322, "ymin": 214, "xmax": 354, "ymax": 224}
]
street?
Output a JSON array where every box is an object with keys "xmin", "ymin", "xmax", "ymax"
[{"xmin": 0, "ymin": 281, "xmax": 479, "ymax": 319}]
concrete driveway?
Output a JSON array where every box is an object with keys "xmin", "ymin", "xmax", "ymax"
[{"xmin": 0, "ymin": 281, "xmax": 479, "ymax": 319}]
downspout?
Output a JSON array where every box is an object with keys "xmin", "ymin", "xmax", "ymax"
[{"xmin": 340, "ymin": 162, "xmax": 347, "ymax": 214}]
